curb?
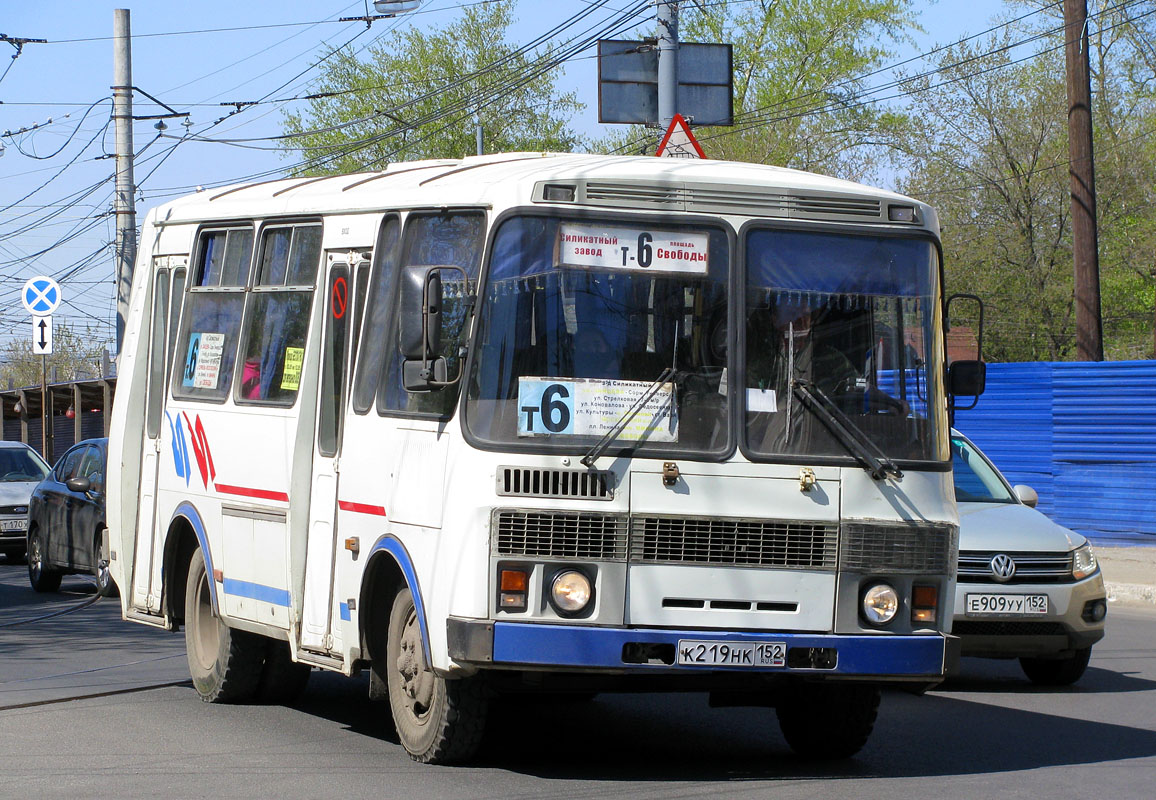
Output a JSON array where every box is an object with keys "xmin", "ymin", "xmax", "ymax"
[{"xmin": 1105, "ymin": 581, "xmax": 1156, "ymax": 607}]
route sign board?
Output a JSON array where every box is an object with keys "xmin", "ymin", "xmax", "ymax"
[
  {"xmin": 32, "ymin": 316, "xmax": 53, "ymax": 355},
  {"xmin": 22, "ymin": 275, "xmax": 62, "ymax": 317}
]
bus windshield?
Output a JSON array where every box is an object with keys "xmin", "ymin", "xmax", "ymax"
[
  {"xmin": 465, "ymin": 214, "xmax": 731, "ymax": 457},
  {"xmin": 744, "ymin": 228, "xmax": 947, "ymax": 463}
]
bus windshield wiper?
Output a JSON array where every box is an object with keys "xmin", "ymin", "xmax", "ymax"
[
  {"xmin": 581, "ymin": 366, "xmax": 676, "ymax": 468},
  {"xmin": 791, "ymin": 379, "xmax": 903, "ymax": 481}
]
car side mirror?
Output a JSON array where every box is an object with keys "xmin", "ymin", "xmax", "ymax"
[
  {"xmin": 399, "ymin": 264, "xmax": 469, "ymax": 392},
  {"xmin": 66, "ymin": 476, "xmax": 91, "ymax": 494},
  {"xmin": 1013, "ymin": 484, "xmax": 1038, "ymax": 508}
]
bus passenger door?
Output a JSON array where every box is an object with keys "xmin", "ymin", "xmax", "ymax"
[
  {"xmin": 133, "ymin": 259, "xmax": 186, "ymax": 613},
  {"xmin": 301, "ymin": 257, "xmax": 355, "ymax": 653}
]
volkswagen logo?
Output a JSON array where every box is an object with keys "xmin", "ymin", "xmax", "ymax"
[{"xmin": 989, "ymin": 553, "xmax": 1017, "ymax": 582}]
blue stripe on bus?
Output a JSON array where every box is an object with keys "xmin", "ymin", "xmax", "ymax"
[
  {"xmin": 491, "ymin": 623, "xmax": 948, "ymax": 676},
  {"xmin": 173, "ymin": 502, "xmax": 217, "ymax": 615},
  {"xmin": 339, "ymin": 602, "xmax": 352, "ymax": 621},
  {"xmin": 366, "ymin": 536, "xmax": 431, "ymax": 666},
  {"xmin": 221, "ymin": 578, "xmax": 291, "ymax": 607}
]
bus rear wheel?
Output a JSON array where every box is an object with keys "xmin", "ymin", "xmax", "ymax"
[
  {"xmin": 385, "ymin": 587, "xmax": 488, "ymax": 764},
  {"xmin": 776, "ymin": 683, "xmax": 880, "ymax": 759},
  {"xmin": 184, "ymin": 548, "xmax": 264, "ymax": 703}
]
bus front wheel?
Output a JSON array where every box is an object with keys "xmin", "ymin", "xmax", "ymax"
[
  {"xmin": 184, "ymin": 548, "xmax": 264, "ymax": 703},
  {"xmin": 776, "ymin": 683, "xmax": 880, "ymax": 759},
  {"xmin": 385, "ymin": 587, "xmax": 488, "ymax": 763}
]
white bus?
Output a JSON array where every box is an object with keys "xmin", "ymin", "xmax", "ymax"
[{"xmin": 108, "ymin": 152, "xmax": 981, "ymax": 763}]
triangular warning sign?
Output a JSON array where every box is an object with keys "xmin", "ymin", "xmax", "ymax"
[{"xmin": 655, "ymin": 113, "xmax": 705, "ymax": 159}]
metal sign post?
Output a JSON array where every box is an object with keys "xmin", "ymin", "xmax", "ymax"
[{"xmin": 23, "ymin": 275, "xmax": 62, "ymax": 460}]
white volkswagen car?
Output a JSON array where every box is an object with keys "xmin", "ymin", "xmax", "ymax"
[
  {"xmin": 0, "ymin": 441, "xmax": 51, "ymax": 563},
  {"xmin": 951, "ymin": 430, "xmax": 1107, "ymax": 685}
]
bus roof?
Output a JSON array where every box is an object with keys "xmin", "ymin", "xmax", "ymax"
[{"xmin": 147, "ymin": 152, "xmax": 934, "ymax": 231}]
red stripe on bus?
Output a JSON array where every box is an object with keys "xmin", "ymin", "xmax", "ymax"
[
  {"xmin": 338, "ymin": 500, "xmax": 387, "ymax": 517},
  {"xmin": 215, "ymin": 483, "xmax": 290, "ymax": 503}
]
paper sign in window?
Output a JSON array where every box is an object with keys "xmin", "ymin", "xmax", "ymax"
[
  {"xmin": 183, "ymin": 332, "xmax": 225, "ymax": 389},
  {"xmin": 280, "ymin": 347, "xmax": 305, "ymax": 391}
]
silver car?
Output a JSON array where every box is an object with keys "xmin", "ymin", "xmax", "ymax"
[
  {"xmin": 0, "ymin": 441, "xmax": 52, "ymax": 563},
  {"xmin": 951, "ymin": 430, "xmax": 1107, "ymax": 685}
]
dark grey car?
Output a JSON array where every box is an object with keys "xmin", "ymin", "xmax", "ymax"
[{"xmin": 27, "ymin": 437, "xmax": 115, "ymax": 596}]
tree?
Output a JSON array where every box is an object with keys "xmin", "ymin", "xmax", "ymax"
[
  {"xmin": 281, "ymin": 0, "xmax": 584, "ymax": 173},
  {"xmin": 0, "ymin": 322, "xmax": 112, "ymax": 390},
  {"xmin": 595, "ymin": 0, "xmax": 918, "ymax": 182},
  {"xmin": 895, "ymin": 4, "xmax": 1156, "ymax": 361}
]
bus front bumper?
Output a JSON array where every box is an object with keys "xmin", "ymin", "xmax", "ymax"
[{"xmin": 448, "ymin": 619, "xmax": 958, "ymax": 679}]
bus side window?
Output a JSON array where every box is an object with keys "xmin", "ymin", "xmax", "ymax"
[
  {"xmin": 352, "ymin": 215, "xmax": 401, "ymax": 414},
  {"xmin": 235, "ymin": 223, "xmax": 322, "ymax": 406},
  {"xmin": 377, "ymin": 210, "xmax": 485, "ymax": 418},
  {"xmin": 171, "ymin": 227, "xmax": 253, "ymax": 402}
]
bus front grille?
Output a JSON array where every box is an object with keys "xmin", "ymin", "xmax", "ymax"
[
  {"xmin": 839, "ymin": 522, "xmax": 956, "ymax": 574},
  {"xmin": 630, "ymin": 516, "xmax": 838, "ymax": 569},
  {"xmin": 494, "ymin": 510, "xmax": 628, "ymax": 560}
]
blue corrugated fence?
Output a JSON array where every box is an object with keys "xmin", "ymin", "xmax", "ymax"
[{"xmin": 955, "ymin": 360, "xmax": 1156, "ymax": 544}]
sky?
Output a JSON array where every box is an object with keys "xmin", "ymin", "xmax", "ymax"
[{"xmin": 0, "ymin": 0, "xmax": 1012, "ymax": 357}]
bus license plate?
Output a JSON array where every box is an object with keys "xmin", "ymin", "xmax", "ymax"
[
  {"xmin": 965, "ymin": 594, "xmax": 1048, "ymax": 616},
  {"xmin": 676, "ymin": 640, "xmax": 786, "ymax": 667},
  {"xmin": 0, "ymin": 519, "xmax": 26, "ymax": 532}
]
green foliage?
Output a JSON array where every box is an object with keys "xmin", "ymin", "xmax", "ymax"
[
  {"xmin": 896, "ymin": 4, "xmax": 1156, "ymax": 362},
  {"xmin": 594, "ymin": 0, "xmax": 918, "ymax": 182},
  {"xmin": 0, "ymin": 322, "xmax": 111, "ymax": 390},
  {"xmin": 281, "ymin": 0, "xmax": 584, "ymax": 173}
]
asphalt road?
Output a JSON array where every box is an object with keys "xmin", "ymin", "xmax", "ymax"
[{"xmin": 2, "ymin": 558, "xmax": 1155, "ymax": 799}]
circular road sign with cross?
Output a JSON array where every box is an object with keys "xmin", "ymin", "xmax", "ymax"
[{"xmin": 22, "ymin": 276, "xmax": 62, "ymax": 317}]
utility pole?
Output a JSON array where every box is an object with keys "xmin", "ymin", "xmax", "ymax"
[
  {"xmin": 656, "ymin": 0, "xmax": 679, "ymax": 129},
  {"xmin": 1063, "ymin": 0, "xmax": 1103, "ymax": 361},
  {"xmin": 113, "ymin": 8, "xmax": 137, "ymax": 357},
  {"xmin": 475, "ymin": 110, "xmax": 483, "ymax": 156}
]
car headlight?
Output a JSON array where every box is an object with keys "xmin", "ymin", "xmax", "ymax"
[
  {"xmin": 861, "ymin": 583, "xmax": 899, "ymax": 626},
  {"xmin": 1072, "ymin": 543, "xmax": 1098, "ymax": 580},
  {"xmin": 550, "ymin": 570, "xmax": 593, "ymax": 615}
]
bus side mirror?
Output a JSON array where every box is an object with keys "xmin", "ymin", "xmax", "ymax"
[
  {"xmin": 399, "ymin": 265, "xmax": 466, "ymax": 392},
  {"xmin": 947, "ymin": 360, "xmax": 986, "ymax": 397}
]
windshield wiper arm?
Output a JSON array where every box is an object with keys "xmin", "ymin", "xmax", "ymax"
[
  {"xmin": 791, "ymin": 379, "xmax": 903, "ymax": 481},
  {"xmin": 581, "ymin": 367, "xmax": 676, "ymax": 468}
]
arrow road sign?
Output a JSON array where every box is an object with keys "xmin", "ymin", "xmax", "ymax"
[
  {"xmin": 32, "ymin": 316, "xmax": 53, "ymax": 355},
  {"xmin": 22, "ymin": 276, "xmax": 62, "ymax": 317}
]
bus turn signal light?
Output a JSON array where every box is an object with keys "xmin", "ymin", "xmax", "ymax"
[
  {"xmin": 912, "ymin": 585, "xmax": 938, "ymax": 624},
  {"xmin": 500, "ymin": 568, "xmax": 528, "ymax": 611}
]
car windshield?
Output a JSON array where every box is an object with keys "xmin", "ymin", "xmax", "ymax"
[
  {"xmin": 0, "ymin": 448, "xmax": 50, "ymax": 482},
  {"xmin": 465, "ymin": 214, "xmax": 730, "ymax": 457},
  {"xmin": 951, "ymin": 435, "xmax": 1015, "ymax": 503},
  {"xmin": 744, "ymin": 228, "xmax": 947, "ymax": 463}
]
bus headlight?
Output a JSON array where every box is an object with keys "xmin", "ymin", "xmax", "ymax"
[
  {"xmin": 861, "ymin": 583, "xmax": 899, "ymax": 626},
  {"xmin": 1072, "ymin": 544, "xmax": 1098, "ymax": 580},
  {"xmin": 550, "ymin": 570, "xmax": 593, "ymax": 615}
]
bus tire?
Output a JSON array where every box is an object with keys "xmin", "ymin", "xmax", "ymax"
[
  {"xmin": 184, "ymin": 548, "xmax": 264, "ymax": 703},
  {"xmin": 257, "ymin": 639, "xmax": 312, "ymax": 704},
  {"xmin": 776, "ymin": 683, "xmax": 880, "ymax": 759},
  {"xmin": 385, "ymin": 587, "xmax": 488, "ymax": 764},
  {"xmin": 27, "ymin": 529, "xmax": 62, "ymax": 593}
]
